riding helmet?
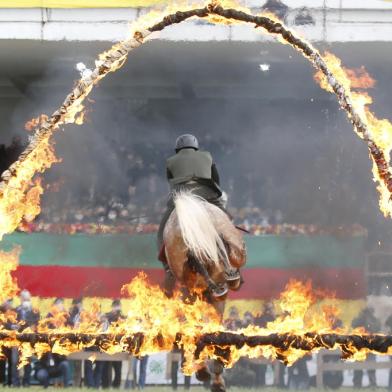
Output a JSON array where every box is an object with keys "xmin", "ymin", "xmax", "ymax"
[{"xmin": 175, "ymin": 134, "xmax": 199, "ymax": 152}]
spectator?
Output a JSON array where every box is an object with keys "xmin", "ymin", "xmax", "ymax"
[
  {"xmin": 12, "ymin": 290, "xmax": 40, "ymax": 386},
  {"xmin": 132, "ymin": 356, "xmax": 149, "ymax": 390},
  {"xmin": 45, "ymin": 298, "xmax": 69, "ymax": 329},
  {"xmin": 84, "ymin": 351, "xmax": 104, "ymax": 389},
  {"xmin": 0, "ymin": 299, "xmax": 15, "ymax": 386},
  {"xmin": 16, "ymin": 290, "xmax": 40, "ymax": 331},
  {"xmin": 33, "ymin": 299, "xmax": 71, "ymax": 388},
  {"xmin": 255, "ymin": 301, "xmax": 275, "ymax": 327},
  {"xmin": 102, "ymin": 299, "xmax": 125, "ymax": 388},
  {"xmin": 287, "ymin": 355, "xmax": 311, "ymax": 390},
  {"xmin": 253, "ymin": 302, "xmax": 283, "ymax": 388},
  {"xmin": 48, "ymin": 297, "xmax": 66, "ymax": 314},
  {"xmin": 67, "ymin": 298, "xmax": 102, "ymax": 389},
  {"xmin": 351, "ymin": 307, "xmax": 381, "ymax": 388},
  {"xmin": 34, "ymin": 352, "xmax": 71, "ymax": 388},
  {"xmin": 322, "ymin": 314, "xmax": 344, "ymax": 389},
  {"xmin": 224, "ymin": 306, "xmax": 242, "ymax": 330},
  {"xmin": 242, "ymin": 311, "xmax": 254, "ymax": 328},
  {"xmin": 239, "ymin": 311, "xmax": 263, "ymax": 388},
  {"xmin": 68, "ymin": 297, "xmax": 83, "ymax": 327},
  {"xmin": 168, "ymin": 349, "xmax": 190, "ymax": 390}
]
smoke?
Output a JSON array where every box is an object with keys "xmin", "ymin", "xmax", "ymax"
[{"xmin": 1, "ymin": 39, "xmax": 392, "ymax": 247}]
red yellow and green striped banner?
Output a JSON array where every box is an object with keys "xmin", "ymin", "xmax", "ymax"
[
  {"xmin": 0, "ymin": 232, "xmax": 367, "ymax": 325},
  {"xmin": 1, "ymin": 232, "xmax": 366, "ymax": 300}
]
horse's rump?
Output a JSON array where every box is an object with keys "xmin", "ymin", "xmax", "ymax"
[
  {"xmin": 205, "ymin": 204, "xmax": 246, "ymax": 269},
  {"xmin": 163, "ymin": 192, "xmax": 246, "ymax": 287}
]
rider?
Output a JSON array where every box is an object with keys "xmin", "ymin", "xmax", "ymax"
[{"xmin": 158, "ymin": 134, "xmax": 228, "ymax": 293}]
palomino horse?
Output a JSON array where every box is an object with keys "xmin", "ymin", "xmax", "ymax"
[{"xmin": 163, "ymin": 191, "xmax": 246, "ymax": 392}]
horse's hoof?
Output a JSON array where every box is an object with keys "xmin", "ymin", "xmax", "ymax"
[
  {"xmin": 196, "ymin": 367, "xmax": 211, "ymax": 382},
  {"xmin": 211, "ymin": 382, "xmax": 226, "ymax": 392},
  {"xmin": 227, "ymin": 277, "xmax": 241, "ymax": 291},
  {"xmin": 212, "ymin": 283, "xmax": 228, "ymax": 300},
  {"xmin": 224, "ymin": 268, "xmax": 240, "ymax": 282}
]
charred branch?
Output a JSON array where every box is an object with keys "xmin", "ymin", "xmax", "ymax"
[
  {"xmin": 194, "ymin": 332, "xmax": 392, "ymax": 363},
  {"xmin": 1, "ymin": 331, "xmax": 392, "ymax": 364}
]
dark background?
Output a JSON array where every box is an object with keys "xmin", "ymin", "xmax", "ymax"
[{"xmin": 1, "ymin": 39, "xmax": 392, "ymax": 246}]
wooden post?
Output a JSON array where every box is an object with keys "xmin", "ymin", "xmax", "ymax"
[
  {"xmin": 72, "ymin": 360, "xmax": 82, "ymax": 387},
  {"xmin": 316, "ymin": 351, "xmax": 324, "ymax": 388},
  {"xmin": 273, "ymin": 361, "xmax": 280, "ymax": 386}
]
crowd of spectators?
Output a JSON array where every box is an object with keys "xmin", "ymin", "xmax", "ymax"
[
  {"xmin": 0, "ymin": 136, "xmax": 367, "ymax": 238},
  {"xmin": 17, "ymin": 190, "xmax": 367, "ymax": 237}
]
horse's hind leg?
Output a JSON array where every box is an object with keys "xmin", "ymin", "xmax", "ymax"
[
  {"xmin": 211, "ymin": 360, "xmax": 226, "ymax": 392},
  {"xmin": 196, "ymin": 365, "xmax": 211, "ymax": 384},
  {"xmin": 220, "ymin": 239, "xmax": 242, "ymax": 290},
  {"xmin": 195, "ymin": 360, "xmax": 225, "ymax": 392}
]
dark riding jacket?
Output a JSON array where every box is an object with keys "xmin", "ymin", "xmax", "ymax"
[
  {"xmin": 157, "ymin": 148, "xmax": 223, "ymax": 252},
  {"xmin": 166, "ymin": 148, "xmax": 221, "ymax": 196}
]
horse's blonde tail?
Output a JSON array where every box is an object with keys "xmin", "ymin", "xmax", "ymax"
[{"xmin": 174, "ymin": 190, "xmax": 228, "ymax": 266}]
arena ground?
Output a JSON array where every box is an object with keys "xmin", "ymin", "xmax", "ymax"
[{"xmin": 0, "ymin": 388, "xmax": 386, "ymax": 392}]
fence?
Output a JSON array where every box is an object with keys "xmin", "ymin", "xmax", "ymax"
[{"xmin": 65, "ymin": 350, "xmax": 392, "ymax": 388}]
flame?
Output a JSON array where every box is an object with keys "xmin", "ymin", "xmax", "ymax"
[
  {"xmin": 0, "ymin": 273, "xmax": 219, "ymax": 371},
  {"xmin": 0, "ymin": 136, "xmax": 58, "ymax": 240},
  {"xmin": 0, "ymin": 263, "xmax": 388, "ymax": 372},
  {"xmin": 345, "ymin": 66, "xmax": 376, "ymax": 89},
  {"xmin": 24, "ymin": 114, "xmax": 49, "ymax": 132},
  {"xmin": 0, "ymin": 247, "xmax": 19, "ymax": 304},
  {"xmin": 74, "ymin": 111, "xmax": 85, "ymax": 125},
  {"xmin": 0, "ymin": 270, "xmax": 351, "ymax": 371},
  {"xmin": 314, "ymin": 52, "xmax": 392, "ymax": 216},
  {"xmin": 218, "ymin": 280, "xmax": 340, "ymax": 366}
]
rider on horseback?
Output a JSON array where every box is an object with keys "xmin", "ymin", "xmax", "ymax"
[
  {"xmin": 157, "ymin": 136, "xmax": 244, "ymax": 391},
  {"xmin": 158, "ymin": 134, "xmax": 228, "ymax": 294}
]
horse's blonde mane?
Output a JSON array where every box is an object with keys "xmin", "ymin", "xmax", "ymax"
[{"xmin": 174, "ymin": 190, "xmax": 228, "ymax": 266}]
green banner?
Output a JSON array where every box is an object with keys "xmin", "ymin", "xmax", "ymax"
[{"xmin": 1, "ymin": 232, "xmax": 365, "ymax": 269}]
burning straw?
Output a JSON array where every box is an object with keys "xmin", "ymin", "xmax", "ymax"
[
  {"xmin": 1, "ymin": 1, "xmax": 392, "ymax": 240},
  {"xmin": 1, "ymin": 331, "xmax": 392, "ymax": 366},
  {"xmin": 0, "ymin": 274, "xmax": 384, "ymax": 370}
]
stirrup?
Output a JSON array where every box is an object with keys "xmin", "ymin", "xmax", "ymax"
[{"xmin": 210, "ymin": 282, "xmax": 228, "ymax": 300}]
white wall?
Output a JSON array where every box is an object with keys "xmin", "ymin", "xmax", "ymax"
[{"xmin": 0, "ymin": 1, "xmax": 392, "ymax": 42}]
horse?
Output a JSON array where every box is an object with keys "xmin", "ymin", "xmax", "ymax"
[{"xmin": 162, "ymin": 190, "xmax": 246, "ymax": 392}]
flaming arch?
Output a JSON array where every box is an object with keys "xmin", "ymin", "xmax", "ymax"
[
  {"xmin": 1, "ymin": 0, "xmax": 392, "ymax": 372},
  {"xmin": 1, "ymin": 1, "xmax": 392, "ymax": 241}
]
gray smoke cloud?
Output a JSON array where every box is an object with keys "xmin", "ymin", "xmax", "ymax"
[{"xmin": 1, "ymin": 39, "xmax": 392, "ymax": 247}]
